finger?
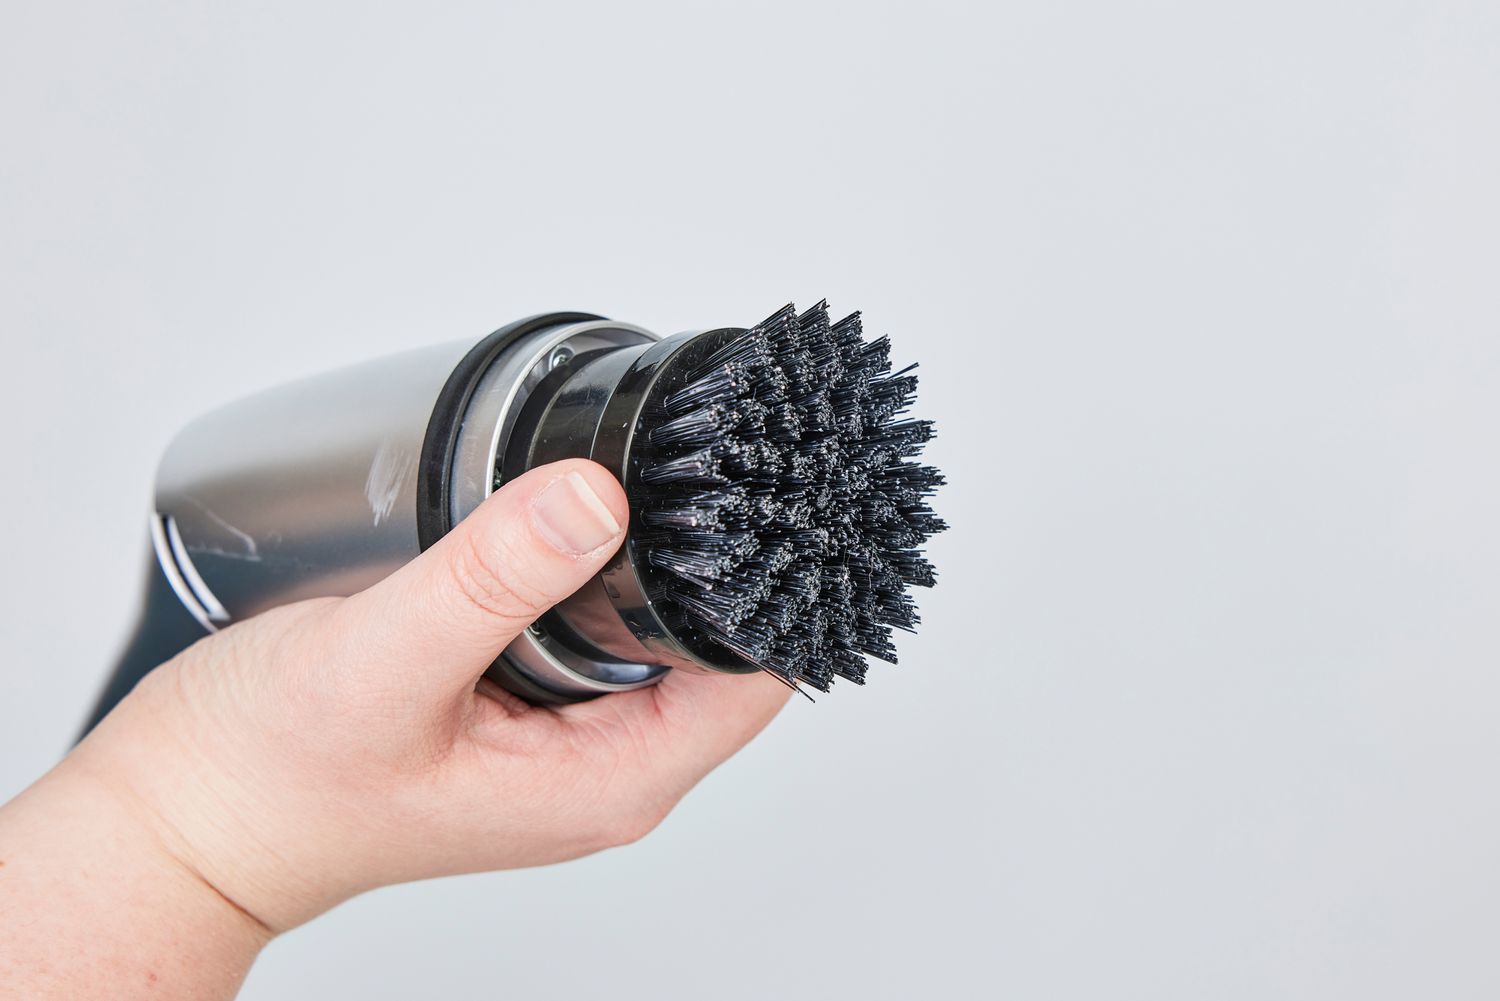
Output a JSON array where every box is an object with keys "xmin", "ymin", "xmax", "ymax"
[
  {"xmin": 650, "ymin": 668, "xmax": 796, "ymax": 768},
  {"xmin": 330, "ymin": 459, "xmax": 628, "ymax": 701},
  {"xmin": 561, "ymin": 666, "xmax": 794, "ymax": 786}
]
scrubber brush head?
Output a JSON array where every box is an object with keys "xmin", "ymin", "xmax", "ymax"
[{"xmin": 512, "ymin": 301, "xmax": 946, "ymax": 695}]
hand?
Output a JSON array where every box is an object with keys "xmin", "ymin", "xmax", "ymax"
[{"xmin": 0, "ymin": 460, "xmax": 790, "ymax": 997}]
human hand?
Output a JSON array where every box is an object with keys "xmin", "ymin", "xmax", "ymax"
[{"xmin": 6, "ymin": 459, "xmax": 789, "ymax": 982}]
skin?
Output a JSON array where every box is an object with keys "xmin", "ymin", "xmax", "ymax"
[{"xmin": 0, "ymin": 459, "xmax": 791, "ymax": 999}]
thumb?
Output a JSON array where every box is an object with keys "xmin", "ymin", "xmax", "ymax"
[{"xmin": 329, "ymin": 458, "xmax": 628, "ymax": 702}]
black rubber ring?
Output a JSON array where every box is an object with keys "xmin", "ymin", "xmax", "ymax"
[{"xmin": 415, "ymin": 311, "xmax": 604, "ymax": 551}]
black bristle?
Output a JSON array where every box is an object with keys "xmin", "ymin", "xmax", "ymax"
[{"xmin": 631, "ymin": 301, "xmax": 945, "ymax": 693}]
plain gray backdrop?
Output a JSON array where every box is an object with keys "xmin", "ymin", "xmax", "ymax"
[{"xmin": 3, "ymin": 1, "xmax": 1499, "ymax": 997}]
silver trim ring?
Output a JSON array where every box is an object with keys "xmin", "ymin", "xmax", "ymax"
[{"xmin": 447, "ymin": 319, "xmax": 670, "ymax": 698}]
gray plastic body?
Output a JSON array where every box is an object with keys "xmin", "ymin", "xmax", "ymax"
[
  {"xmin": 155, "ymin": 340, "xmax": 469, "ymax": 623},
  {"xmin": 143, "ymin": 315, "xmax": 670, "ymax": 705}
]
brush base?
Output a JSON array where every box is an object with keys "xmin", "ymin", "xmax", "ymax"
[{"xmin": 506, "ymin": 328, "xmax": 760, "ymax": 678}]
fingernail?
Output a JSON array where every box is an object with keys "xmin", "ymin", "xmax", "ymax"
[{"xmin": 533, "ymin": 471, "xmax": 623, "ymax": 555}]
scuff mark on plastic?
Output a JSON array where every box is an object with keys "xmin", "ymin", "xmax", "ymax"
[
  {"xmin": 366, "ymin": 441, "xmax": 414, "ymax": 526},
  {"xmin": 184, "ymin": 497, "xmax": 262, "ymax": 562}
]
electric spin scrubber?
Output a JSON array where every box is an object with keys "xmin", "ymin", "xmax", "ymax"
[{"xmin": 85, "ymin": 303, "xmax": 945, "ymax": 732}]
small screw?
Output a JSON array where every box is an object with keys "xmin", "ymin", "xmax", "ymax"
[{"xmin": 548, "ymin": 346, "xmax": 574, "ymax": 371}]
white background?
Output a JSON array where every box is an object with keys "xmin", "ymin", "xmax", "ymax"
[{"xmin": 3, "ymin": 2, "xmax": 1499, "ymax": 997}]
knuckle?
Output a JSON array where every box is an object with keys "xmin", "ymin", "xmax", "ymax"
[{"xmin": 448, "ymin": 529, "xmax": 553, "ymax": 622}]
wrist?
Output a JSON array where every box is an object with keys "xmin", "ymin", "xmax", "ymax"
[
  {"xmin": 0, "ymin": 761, "xmax": 270, "ymax": 998},
  {"xmin": 72, "ymin": 653, "xmax": 373, "ymax": 933}
]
